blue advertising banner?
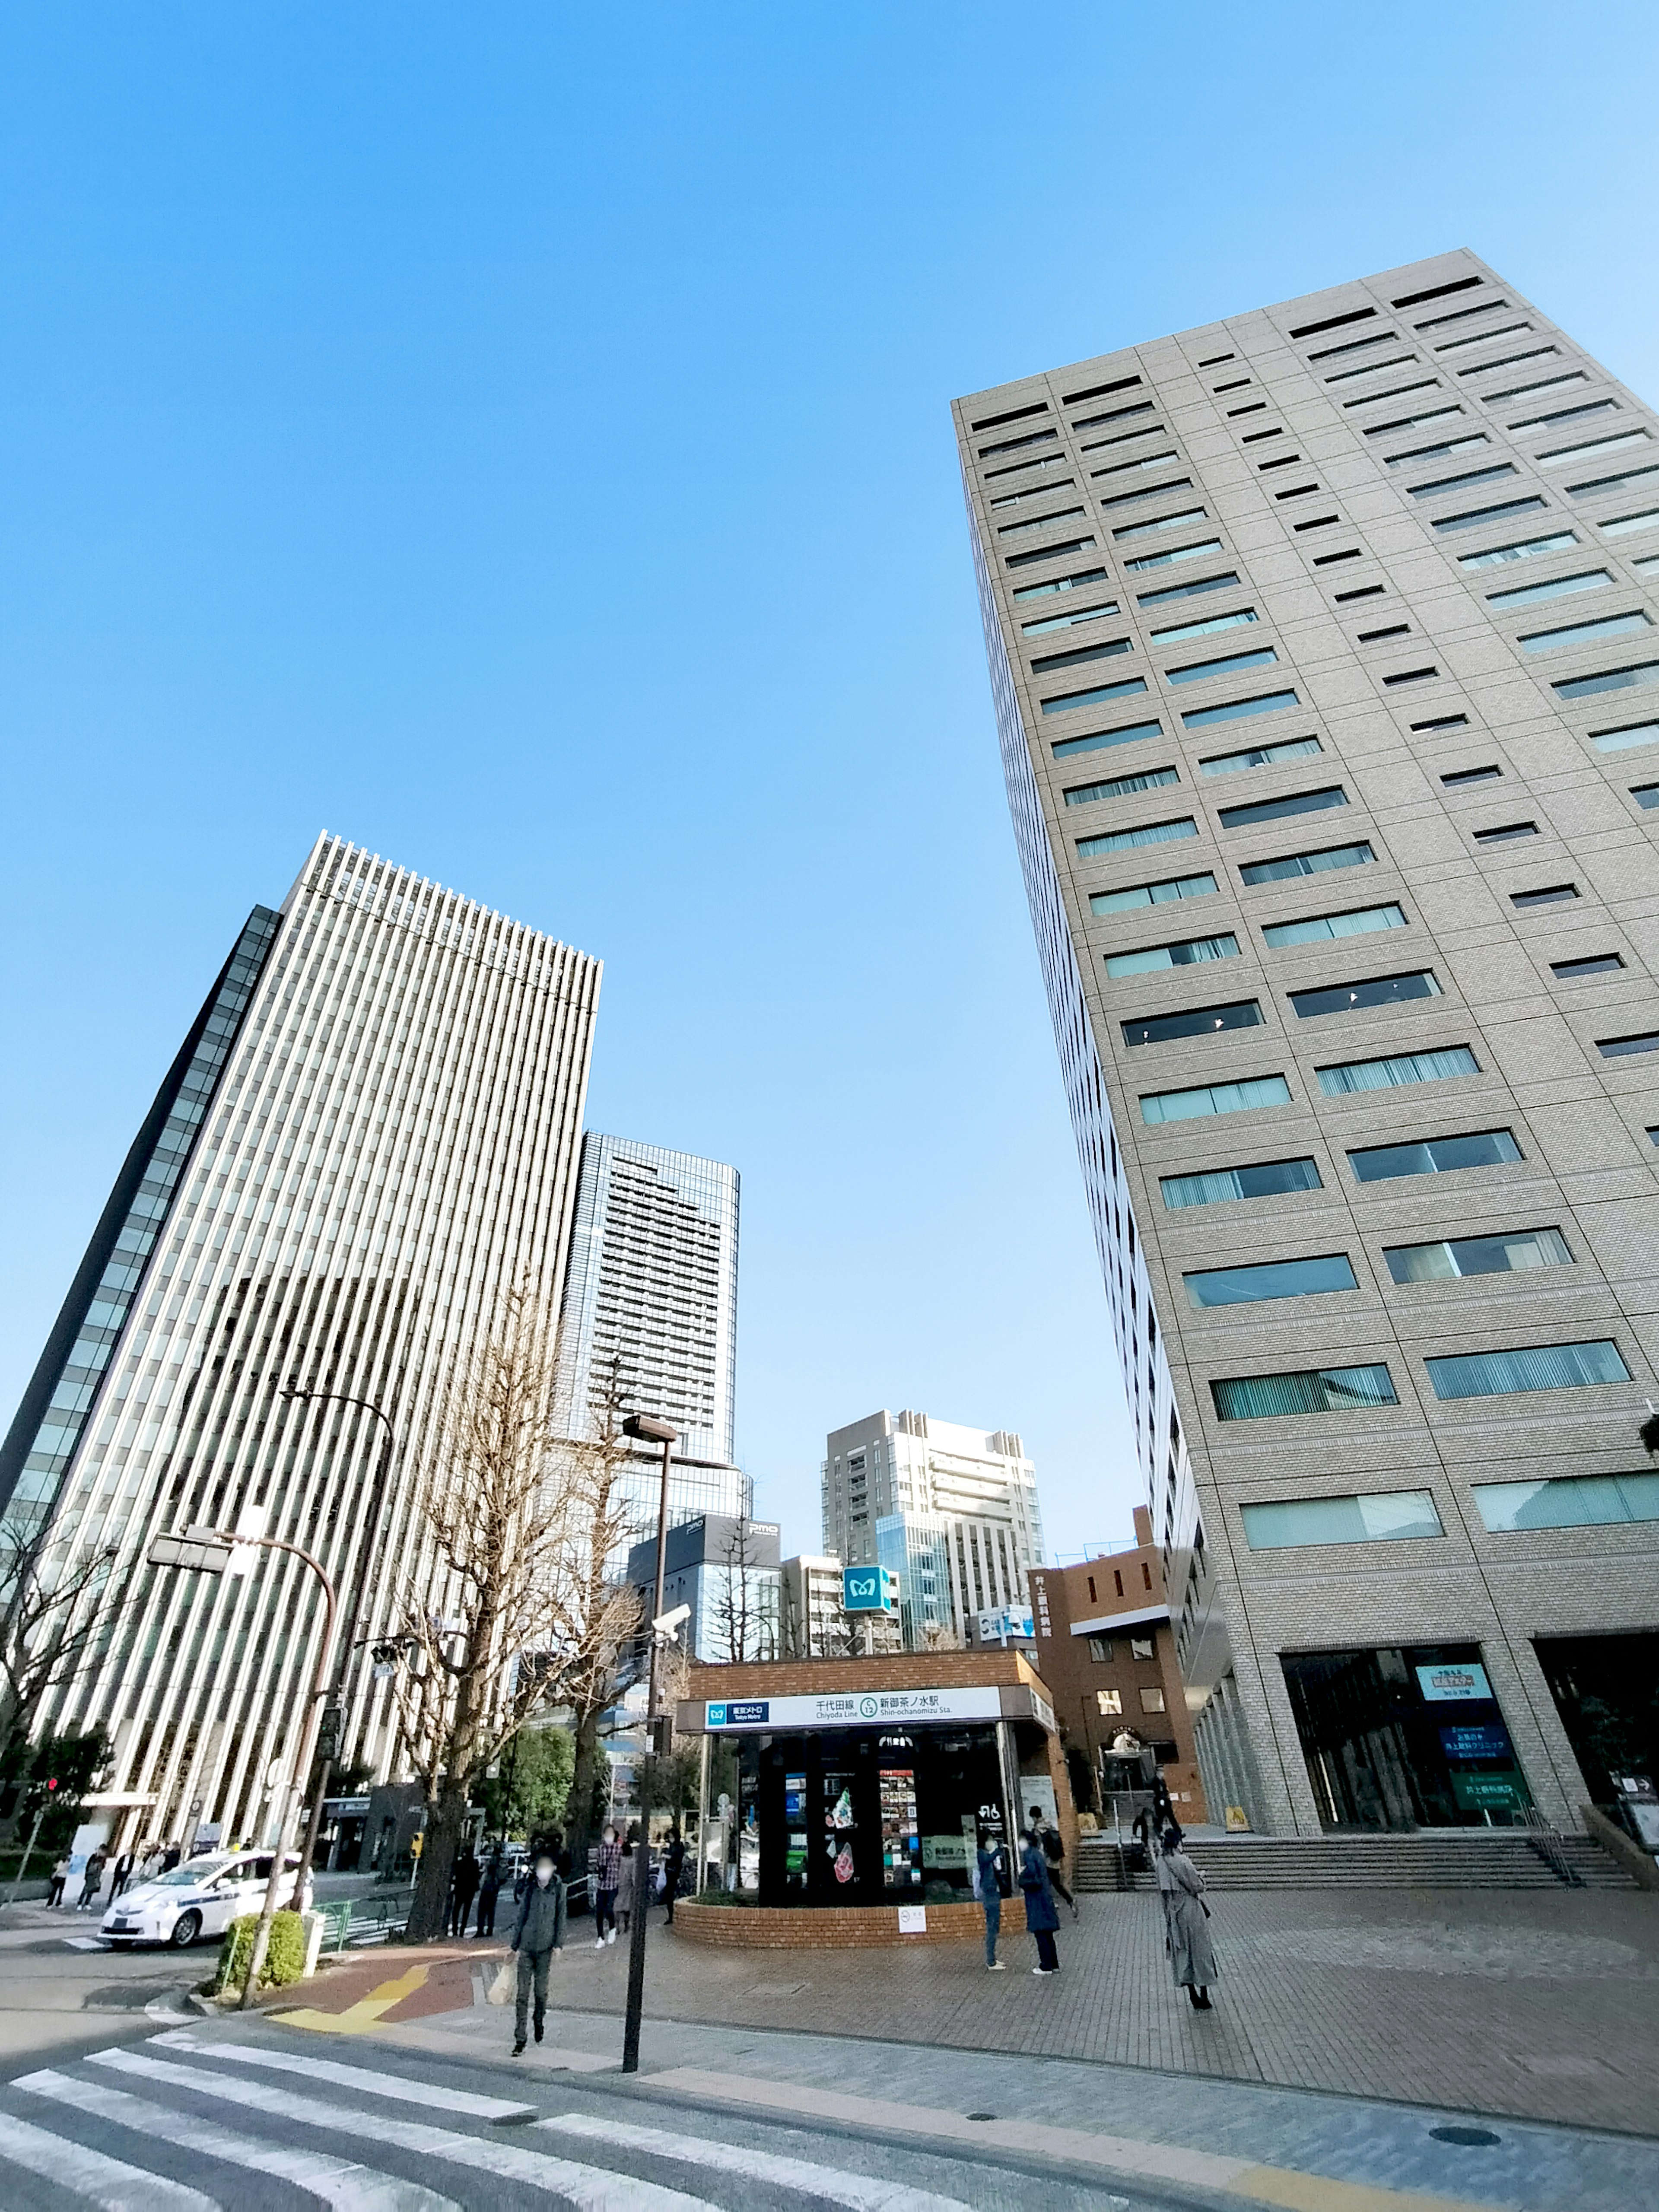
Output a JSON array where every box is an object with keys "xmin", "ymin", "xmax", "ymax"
[{"xmin": 1439, "ymin": 1723, "xmax": 1512, "ymax": 1762}]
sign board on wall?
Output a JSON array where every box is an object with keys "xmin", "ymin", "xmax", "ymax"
[
  {"xmin": 896, "ymin": 1905, "xmax": 927, "ymax": 1934},
  {"xmin": 843, "ymin": 1567, "xmax": 898, "ymax": 1614},
  {"xmin": 1416, "ymin": 1662, "xmax": 1494, "ymax": 1703},
  {"xmin": 704, "ymin": 1686, "xmax": 1004, "ymax": 1732}
]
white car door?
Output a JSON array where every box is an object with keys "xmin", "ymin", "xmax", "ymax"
[{"xmin": 199, "ymin": 1872, "xmax": 237, "ymax": 1936}]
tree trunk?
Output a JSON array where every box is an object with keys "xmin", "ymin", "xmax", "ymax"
[
  {"xmin": 405, "ymin": 1775, "xmax": 466, "ymax": 1942},
  {"xmin": 565, "ymin": 1700, "xmax": 604, "ymax": 1866}
]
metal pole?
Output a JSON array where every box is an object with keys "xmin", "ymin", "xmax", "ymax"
[
  {"xmin": 280, "ymin": 1390, "xmax": 397, "ymax": 1906},
  {"xmin": 3, "ymin": 1800, "xmax": 48, "ymax": 1911},
  {"xmin": 621, "ymin": 1429, "xmax": 673, "ymax": 2073},
  {"xmin": 238, "ymin": 1536, "xmax": 337, "ymax": 2007}
]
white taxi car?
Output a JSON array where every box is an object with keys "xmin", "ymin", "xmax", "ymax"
[{"xmin": 100, "ymin": 1850, "xmax": 311, "ymax": 1949}]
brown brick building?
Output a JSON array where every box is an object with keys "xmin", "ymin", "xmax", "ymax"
[{"xmin": 1029, "ymin": 1507, "xmax": 1208, "ymax": 1823}]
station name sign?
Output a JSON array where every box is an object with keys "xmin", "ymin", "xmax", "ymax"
[{"xmin": 703, "ymin": 1686, "xmax": 1004, "ymax": 1732}]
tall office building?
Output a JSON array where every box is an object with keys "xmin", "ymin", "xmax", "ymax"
[
  {"xmin": 0, "ymin": 833, "xmax": 599, "ymax": 1848},
  {"xmin": 957, "ymin": 251, "xmax": 1659, "ymax": 1836},
  {"xmin": 555, "ymin": 1132, "xmax": 748, "ymax": 1537},
  {"xmin": 823, "ymin": 1409, "xmax": 1044, "ymax": 1649}
]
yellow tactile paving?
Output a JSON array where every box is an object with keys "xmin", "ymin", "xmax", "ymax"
[{"xmin": 273, "ymin": 1963, "xmax": 431, "ymax": 2035}]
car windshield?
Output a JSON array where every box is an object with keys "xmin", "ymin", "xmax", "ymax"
[{"xmin": 150, "ymin": 1858, "xmax": 231, "ymax": 1888}]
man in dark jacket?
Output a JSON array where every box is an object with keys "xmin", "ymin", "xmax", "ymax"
[
  {"xmin": 449, "ymin": 1845, "xmax": 480, "ymax": 1939},
  {"xmin": 476, "ymin": 1846, "xmax": 505, "ymax": 1939},
  {"xmin": 662, "ymin": 1830, "xmax": 687, "ymax": 1925},
  {"xmin": 1028, "ymin": 1802, "xmax": 1079, "ymax": 1921},
  {"xmin": 510, "ymin": 1848, "xmax": 566, "ymax": 2055}
]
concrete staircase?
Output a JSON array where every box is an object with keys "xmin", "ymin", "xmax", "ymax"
[{"xmin": 1073, "ymin": 1830, "xmax": 1635, "ymax": 1892}]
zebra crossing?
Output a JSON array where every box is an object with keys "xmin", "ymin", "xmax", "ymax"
[{"xmin": 0, "ymin": 2028, "xmax": 1010, "ymax": 2211}]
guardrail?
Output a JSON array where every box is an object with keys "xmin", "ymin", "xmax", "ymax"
[{"xmin": 317, "ymin": 1888, "xmax": 415, "ymax": 1951}]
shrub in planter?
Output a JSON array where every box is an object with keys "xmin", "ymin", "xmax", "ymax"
[{"xmin": 216, "ymin": 1910, "xmax": 307, "ymax": 1994}]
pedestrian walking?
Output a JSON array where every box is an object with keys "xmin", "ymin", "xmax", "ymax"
[
  {"xmin": 593, "ymin": 1824, "xmax": 621, "ymax": 1946},
  {"xmin": 1155, "ymin": 1826, "xmax": 1216, "ymax": 2010},
  {"xmin": 509, "ymin": 1848, "xmax": 565, "ymax": 2056},
  {"xmin": 615, "ymin": 1833, "xmax": 638, "ymax": 1935},
  {"xmin": 76, "ymin": 1849, "xmax": 107, "ymax": 1913},
  {"xmin": 46, "ymin": 1855, "xmax": 70, "ymax": 1909},
  {"xmin": 111, "ymin": 1850, "xmax": 134, "ymax": 1901},
  {"xmin": 975, "ymin": 1826, "xmax": 1010, "ymax": 1970},
  {"xmin": 662, "ymin": 1829, "xmax": 686, "ymax": 1925},
  {"xmin": 1017, "ymin": 1829, "xmax": 1060, "ymax": 1976},
  {"xmin": 1027, "ymin": 1803, "xmax": 1079, "ymax": 1920},
  {"xmin": 449, "ymin": 1844, "xmax": 480, "ymax": 1939},
  {"xmin": 476, "ymin": 1846, "xmax": 505, "ymax": 1939}
]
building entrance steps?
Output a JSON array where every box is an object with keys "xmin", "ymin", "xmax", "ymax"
[{"xmin": 1074, "ymin": 1832, "xmax": 1636, "ymax": 1891}]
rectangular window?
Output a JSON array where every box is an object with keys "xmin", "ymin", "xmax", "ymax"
[
  {"xmin": 1408, "ymin": 463, "xmax": 1517, "ymax": 500},
  {"xmin": 1041, "ymin": 675, "xmax": 1149, "ymax": 716},
  {"xmin": 1201, "ymin": 736, "xmax": 1322, "ymax": 778},
  {"xmin": 1161, "ymin": 1157, "xmax": 1322, "ymax": 1209},
  {"xmin": 1291, "ymin": 305, "xmax": 1377, "ymax": 339},
  {"xmin": 1416, "ymin": 297, "xmax": 1506, "ymax": 331},
  {"xmin": 1442, "ymin": 766, "xmax": 1500, "ymax": 788},
  {"xmin": 1472, "ymin": 1472, "xmax": 1659, "ymax": 1532},
  {"xmin": 1326, "ymin": 353, "xmax": 1417, "ymax": 385},
  {"xmin": 985, "ymin": 450, "xmax": 1071, "ymax": 482},
  {"xmin": 1291, "ymin": 969, "xmax": 1440, "ymax": 1019},
  {"xmin": 1519, "ymin": 611, "xmax": 1651, "ymax": 653},
  {"xmin": 1242, "ymin": 1491, "xmax": 1443, "ymax": 1548},
  {"xmin": 1384, "ymin": 435, "xmax": 1490, "ymax": 468},
  {"xmin": 1184, "ymin": 1253, "xmax": 1357, "ymax": 1308},
  {"xmin": 1566, "ymin": 463, "xmax": 1659, "ymax": 501},
  {"xmin": 978, "ymin": 426, "xmax": 1059, "ymax": 458},
  {"xmin": 1636, "ymin": 552, "xmax": 1659, "ymax": 577},
  {"xmin": 1130, "ymin": 1637, "xmax": 1156, "ymax": 1661},
  {"xmin": 1086, "ymin": 1636, "xmax": 1113, "ymax": 1662},
  {"xmin": 1101, "ymin": 480, "xmax": 1195, "ymax": 514},
  {"xmin": 1395, "ymin": 276, "xmax": 1484, "ymax": 310},
  {"xmin": 1062, "ymin": 373, "xmax": 1142, "ymax": 405},
  {"xmin": 1412, "ymin": 713, "xmax": 1468, "ymax": 731},
  {"xmin": 1150, "ymin": 607, "xmax": 1259, "ymax": 644},
  {"xmin": 1240, "ymin": 841, "xmax": 1375, "ymax": 885},
  {"xmin": 1166, "ymin": 645, "xmax": 1278, "ymax": 686},
  {"xmin": 1348, "ymin": 1128, "xmax": 1522, "ymax": 1182},
  {"xmin": 1597, "ymin": 1031, "xmax": 1659, "ymax": 1058},
  {"xmin": 1005, "ymin": 536, "xmax": 1097, "ymax": 568},
  {"xmin": 1052, "ymin": 719, "xmax": 1163, "ymax": 761},
  {"xmin": 1472, "ymin": 822, "xmax": 1538, "ymax": 844},
  {"xmin": 1072, "ymin": 398, "xmax": 1156, "ymax": 431},
  {"xmin": 1114, "ymin": 507, "xmax": 1210, "ymax": 542},
  {"xmin": 1510, "ymin": 884, "xmax": 1577, "ymax": 908},
  {"xmin": 1263, "ymin": 903, "xmax": 1407, "ymax": 948},
  {"xmin": 1553, "ymin": 660, "xmax": 1659, "ymax": 702},
  {"xmin": 1551, "ymin": 953, "xmax": 1623, "ymax": 979},
  {"xmin": 1219, "ymin": 785, "xmax": 1346, "ymax": 830},
  {"xmin": 1138, "ymin": 570, "xmax": 1240, "ymax": 608},
  {"xmin": 1336, "ymin": 585, "xmax": 1387, "ymax": 602},
  {"xmin": 1012, "ymin": 566, "xmax": 1111, "ymax": 601},
  {"xmin": 1592, "ymin": 721, "xmax": 1659, "ymax": 754},
  {"xmin": 1092, "ymin": 871, "xmax": 1217, "ymax": 915},
  {"xmin": 1426, "ymin": 1340, "xmax": 1629, "ymax": 1399},
  {"xmin": 1139, "ymin": 1687, "xmax": 1167, "ymax": 1714},
  {"xmin": 1432, "ymin": 496, "xmax": 1548, "ymax": 534},
  {"xmin": 1140, "ymin": 1074, "xmax": 1291, "ymax": 1124},
  {"xmin": 1317, "ymin": 1045, "xmax": 1480, "ymax": 1094},
  {"xmin": 1031, "ymin": 635, "xmax": 1135, "ymax": 673},
  {"xmin": 1459, "ymin": 531, "xmax": 1577, "ymax": 570},
  {"xmin": 1539, "ymin": 430, "xmax": 1651, "ymax": 468},
  {"xmin": 1507, "ymin": 399, "xmax": 1619, "ymax": 433},
  {"xmin": 1313, "ymin": 549, "xmax": 1363, "ymax": 565},
  {"xmin": 1632, "ymin": 784, "xmax": 1659, "ymax": 808},
  {"xmin": 1603, "ymin": 507, "xmax": 1659, "ymax": 538},
  {"xmin": 991, "ymin": 477, "xmax": 1077, "ymax": 510},
  {"xmin": 1382, "ymin": 667, "xmax": 1439, "ymax": 685},
  {"xmin": 1093, "ymin": 446, "xmax": 1179, "ymax": 479},
  {"xmin": 1308, "ymin": 329, "xmax": 1398, "ymax": 362},
  {"xmin": 1486, "ymin": 569, "xmax": 1611, "ymax": 609},
  {"xmin": 1344, "ymin": 378, "xmax": 1440, "ymax": 411},
  {"xmin": 998, "ymin": 505, "xmax": 1087, "ymax": 537},
  {"xmin": 971, "ymin": 400, "xmax": 1049, "ymax": 432},
  {"xmin": 1481, "ymin": 371, "xmax": 1588, "ymax": 403},
  {"xmin": 1063, "ymin": 765, "xmax": 1179, "ymax": 806},
  {"xmin": 1292, "ymin": 514, "xmax": 1341, "ymax": 533},
  {"xmin": 1022, "ymin": 601, "xmax": 1121, "ymax": 635},
  {"xmin": 1123, "ymin": 537, "xmax": 1223, "ymax": 572},
  {"xmin": 1434, "ymin": 318, "xmax": 1532, "ymax": 354},
  {"xmin": 1385, "ymin": 1227, "xmax": 1573, "ymax": 1283},
  {"xmin": 1365, "ymin": 404, "xmax": 1464, "ymax": 437},
  {"xmin": 1183, "ymin": 689, "xmax": 1300, "ymax": 731},
  {"xmin": 1106, "ymin": 932, "xmax": 1239, "ymax": 978},
  {"xmin": 1461, "ymin": 346, "xmax": 1558, "ymax": 377},
  {"xmin": 1078, "ymin": 817, "xmax": 1198, "ymax": 856},
  {"xmin": 1096, "ymin": 1688, "xmax": 1124, "ymax": 1715},
  {"xmin": 1123, "ymin": 999, "xmax": 1262, "ymax": 1048},
  {"xmin": 1212, "ymin": 1365, "xmax": 1398, "ymax": 1420}
]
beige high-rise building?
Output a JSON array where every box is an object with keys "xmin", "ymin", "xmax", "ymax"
[{"xmin": 956, "ymin": 251, "xmax": 1659, "ymax": 1836}]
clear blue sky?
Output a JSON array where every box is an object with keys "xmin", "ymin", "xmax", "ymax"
[{"xmin": 2, "ymin": 4, "xmax": 1655, "ymax": 1563}]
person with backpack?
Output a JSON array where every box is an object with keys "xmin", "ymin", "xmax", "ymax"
[
  {"xmin": 1017, "ymin": 1827, "xmax": 1060, "ymax": 1976},
  {"xmin": 975, "ymin": 1826, "xmax": 1011, "ymax": 1970},
  {"xmin": 1027, "ymin": 1802, "xmax": 1079, "ymax": 1921}
]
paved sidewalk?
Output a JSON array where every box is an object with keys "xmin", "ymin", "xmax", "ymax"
[{"xmin": 306, "ymin": 1883, "xmax": 1659, "ymax": 2135}]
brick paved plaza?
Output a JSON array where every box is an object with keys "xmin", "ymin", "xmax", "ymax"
[{"xmin": 528, "ymin": 1885, "xmax": 1659, "ymax": 2135}]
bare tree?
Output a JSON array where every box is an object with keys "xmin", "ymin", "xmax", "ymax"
[
  {"xmin": 391, "ymin": 1283, "xmax": 584, "ymax": 1943},
  {"xmin": 710, "ymin": 1516, "xmax": 775, "ymax": 1663},
  {"xmin": 0, "ymin": 1524, "xmax": 131, "ymax": 1787}
]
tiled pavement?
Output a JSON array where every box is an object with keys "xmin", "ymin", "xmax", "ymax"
[{"xmin": 348, "ymin": 1884, "xmax": 1659, "ymax": 2136}]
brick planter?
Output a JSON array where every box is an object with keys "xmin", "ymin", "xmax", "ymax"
[{"xmin": 675, "ymin": 1899, "xmax": 983, "ymax": 1948}]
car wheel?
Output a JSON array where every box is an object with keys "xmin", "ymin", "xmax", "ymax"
[{"xmin": 169, "ymin": 1910, "xmax": 201, "ymax": 1949}]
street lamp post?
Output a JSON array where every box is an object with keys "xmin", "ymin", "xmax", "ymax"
[
  {"xmin": 277, "ymin": 1387, "xmax": 398, "ymax": 1907},
  {"xmin": 146, "ymin": 1522, "xmax": 337, "ymax": 2007},
  {"xmin": 620, "ymin": 1410, "xmax": 677, "ymax": 2076}
]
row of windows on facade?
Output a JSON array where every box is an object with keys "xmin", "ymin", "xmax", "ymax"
[{"xmin": 1234, "ymin": 1468, "xmax": 1659, "ymax": 1548}]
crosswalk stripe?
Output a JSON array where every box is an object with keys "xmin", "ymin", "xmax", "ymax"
[
  {"xmin": 0, "ymin": 2105, "xmax": 219, "ymax": 2211},
  {"xmin": 538, "ymin": 2110, "xmax": 975, "ymax": 2211},
  {"xmin": 151, "ymin": 2029, "xmax": 533, "ymax": 2119},
  {"xmin": 49, "ymin": 2061, "xmax": 458, "ymax": 2211},
  {"xmin": 73, "ymin": 2045, "xmax": 716, "ymax": 2211}
]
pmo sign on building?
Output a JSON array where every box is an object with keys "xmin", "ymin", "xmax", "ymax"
[{"xmin": 843, "ymin": 1565, "xmax": 898, "ymax": 1615}]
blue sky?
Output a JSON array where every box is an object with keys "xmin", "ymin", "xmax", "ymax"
[{"xmin": 2, "ymin": 3, "xmax": 1655, "ymax": 1562}]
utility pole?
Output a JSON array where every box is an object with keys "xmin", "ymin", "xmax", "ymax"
[{"xmin": 620, "ymin": 1411, "xmax": 677, "ymax": 2075}]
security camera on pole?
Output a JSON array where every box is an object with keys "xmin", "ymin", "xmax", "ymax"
[{"xmin": 619, "ymin": 1410, "xmax": 679, "ymax": 2075}]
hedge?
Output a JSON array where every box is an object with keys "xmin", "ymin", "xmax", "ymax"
[{"xmin": 216, "ymin": 1910, "xmax": 307, "ymax": 1994}]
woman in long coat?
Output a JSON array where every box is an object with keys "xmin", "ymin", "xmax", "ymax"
[
  {"xmin": 1017, "ymin": 1830, "xmax": 1060, "ymax": 1976},
  {"xmin": 1156, "ymin": 1826, "xmax": 1216, "ymax": 2009}
]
